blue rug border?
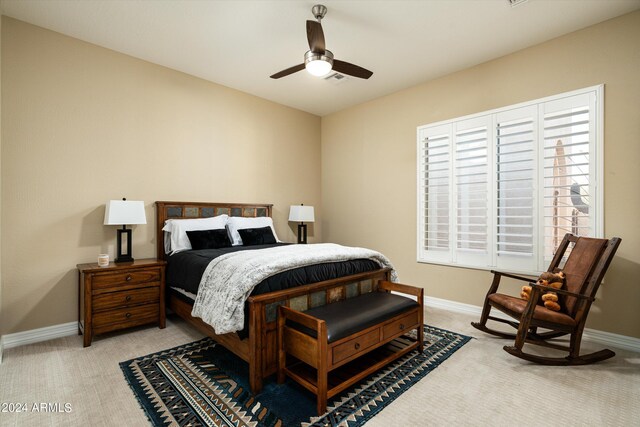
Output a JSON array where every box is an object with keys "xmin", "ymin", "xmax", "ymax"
[
  {"xmin": 120, "ymin": 362, "xmax": 161, "ymax": 426},
  {"xmin": 120, "ymin": 325, "xmax": 472, "ymax": 427}
]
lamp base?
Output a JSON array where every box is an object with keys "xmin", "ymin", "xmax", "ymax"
[
  {"xmin": 297, "ymin": 223, "xmax": 308, "ymax": 244},
  {"xmin": 115, "ymin": 227, "xmax": 134, "ymax": 263}
]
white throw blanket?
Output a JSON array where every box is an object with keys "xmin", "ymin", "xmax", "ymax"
[{"xmin": 191, "ymin": 243, "xmax": 397, "ymax": 334}]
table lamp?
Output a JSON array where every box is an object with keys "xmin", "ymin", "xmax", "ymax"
[
  {"xmin": 289, "ymin": 204, "xmax": 315, "ymax": 244},
  {"xmin": 104, "ymin": 198, "xmax": 147, "ymax": 263}
]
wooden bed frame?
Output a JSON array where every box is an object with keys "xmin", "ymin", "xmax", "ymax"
[{"xmin": 155, "ymin": 201, "xmax": 392, "ymax": 393}]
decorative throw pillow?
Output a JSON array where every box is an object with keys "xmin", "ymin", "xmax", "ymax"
[
  {"xmin": 162, "ymin": 215, "xmax": 229, "ymax": 254},
  {"xmin": 237, "ymin": 226, "xmax": 277, "ymax": 246},
  {"xmin": 226, "ymin": 216, "xmax": 280, "ymax": 246},
  {"xmin": 186, "ymin": 229, "xmax": 232, "ymax": 250}
]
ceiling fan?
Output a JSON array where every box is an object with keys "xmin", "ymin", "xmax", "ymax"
[{"xmin": 270, "ymin": 4, "xmax": 373, "ymax": 80}]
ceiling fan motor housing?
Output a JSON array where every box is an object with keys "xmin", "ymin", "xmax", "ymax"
[{"xmin": 305, "ymin": 49, "xmax": 333, "ymax": 66}]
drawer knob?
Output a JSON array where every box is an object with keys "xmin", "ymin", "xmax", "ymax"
[
  {"xmin": 125, "ymin": 295, "xmax": 132, "ymax": 302},
  {"xmin": 399, "ymin": 324, "xmax": 405, "ymax": 330},
  {"xmin": 126, "ymin": 275, "xmax": 132, "ymax": 282},
  {"xmin": 354, "ymin": 343, "xmax": 360, "ymax": 350},
  {"xmin": 125, "ymin": 312, "xmax": 132, "ymax": 319}
]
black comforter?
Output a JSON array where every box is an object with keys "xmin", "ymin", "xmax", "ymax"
[{"xmin": 166, "ymin": 243, "xmax": 380, "ymax": 297}]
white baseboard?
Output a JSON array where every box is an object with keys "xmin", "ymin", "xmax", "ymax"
[
  {"xmin": 425, "ymin": 295, "xmax": 640, "ymax": 354},
  {"xmin": 580, "ymin": 328, "xmax": 640, "ymax": 353},
  {"xmin": 2, "ymin": 322, "xmax": 77, "ymax": 350}
]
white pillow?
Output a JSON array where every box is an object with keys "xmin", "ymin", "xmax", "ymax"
[
  {"xmin": 162, "ymin": 215, "xmax": 228, "ymax": 254},
  {"xmin": 226, "ymin": 216, "xmax": 280, "ymax": 246}
]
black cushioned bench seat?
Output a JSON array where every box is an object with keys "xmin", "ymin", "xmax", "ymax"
[{"xmin": 290, "ymin": 291, "xmax": 419, "ymax": 342}]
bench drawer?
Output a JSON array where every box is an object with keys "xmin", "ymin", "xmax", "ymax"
[
  {"xmin": 332, "ymin": 329, "xmax": 380, "ymax": 365},
  {"xmin": 383, "ymin": 310, "xmax": 419, "ymax": 340}
]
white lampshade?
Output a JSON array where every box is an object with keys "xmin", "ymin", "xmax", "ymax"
[
  {"xmin": 104, "ymin": 200, "xmax": 147, "ymax": 225},
  {"xmin": 289, "ymin": 205, "xmax": 315, "ymax": 223}
]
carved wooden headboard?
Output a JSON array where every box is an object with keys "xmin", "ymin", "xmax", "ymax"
[{"xmin": 155, "ymin": 201, "xmax": 274, "ymax": 261}]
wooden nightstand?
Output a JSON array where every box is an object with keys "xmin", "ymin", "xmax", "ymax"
[{"xmin": 78, "ymin": 258, "xmax": 166, "ymax": 347}]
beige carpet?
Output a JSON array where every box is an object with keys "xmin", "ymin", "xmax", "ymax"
[{"xmin": 1, "ymin": 307, "xmax": 638, "ymax": 426}]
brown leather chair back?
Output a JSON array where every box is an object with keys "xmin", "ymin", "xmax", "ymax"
[{"xmin": 560, "ymin": 237, "xmax": 607, "ymax": 316}]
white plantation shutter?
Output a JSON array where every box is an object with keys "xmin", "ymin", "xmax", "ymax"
[
  {"xmin": 418, "ymin": 124, "xmax": 452, "ymax": 263},
  {"xmin": 540, "ymin": 92, "xmax": 598, "ymax": 265},
  {"xmin": 417, "ymin": 86, "xmax": 602, "ymax": 274},
  {"xmin": 454, "ymin": 117, "xmax": 490, "ymax": 266},
  {"xmin": 494, "ymin": 106, "xmax": 537, "ymax": 272}
]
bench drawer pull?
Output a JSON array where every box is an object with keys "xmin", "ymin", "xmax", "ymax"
[
  {"xmin": 125, "ymin": 295, "xmax": 132, "ymax": 302},
  {"xmin": 354, "ymin": 343, "xmax": 360, "ymax": 350},
  {"xmin": 126, "ymin": 275, "xmax": 132, "ymax": 282},
  {"xmin": 125, "ymin": 312, "xmax": 132, "ymax": 319},
  {"xmin": 399, "ymin": 324, "xmax": 405, "ymax": 330}
]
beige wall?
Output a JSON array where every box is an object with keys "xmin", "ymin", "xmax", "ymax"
[
  {"xmin": 322, "ymin": 11, "xmax": 640, "ymax": 338},
  {"xmin": 0, "ymin": 17, "xmax": 321, "ymax": 334}
]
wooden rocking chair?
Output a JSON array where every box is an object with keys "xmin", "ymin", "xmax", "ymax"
[{"xmin": 471, "ymin": 233, "xmax": 622, "ymax": 365}]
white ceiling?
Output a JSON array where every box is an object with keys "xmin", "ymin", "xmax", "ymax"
[{"xmin": 1, "ymin": 0, "xmax": 638, "ymax": 116}]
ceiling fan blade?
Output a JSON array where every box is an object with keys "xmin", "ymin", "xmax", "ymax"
[
  {"xmin": 306, "ymin": 20, "xmax": 325, "ymax": 53},
  {"xmin": 270, "ymin": 63, "xmax": 305, "ymax": 79},
  {"xmin": 332, "ymin": 60, "xmax": 373, "ymax": 79}
]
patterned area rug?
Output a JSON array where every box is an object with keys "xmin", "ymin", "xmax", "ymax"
[{"xmin": 121, "ymin": 325, "xmax": 470, "ymax": 426}]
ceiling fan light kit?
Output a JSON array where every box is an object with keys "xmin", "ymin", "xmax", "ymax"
[
  {"xmin": 270, "ymin": 4, "xmax": 373, "ymax": 80},
  {"xmin": 305, "ymin": 50, "xmax": 333, "ymax": 77}
]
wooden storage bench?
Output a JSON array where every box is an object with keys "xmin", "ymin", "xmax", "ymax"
[{"xmin": 277, "ymin": 280, "xmax": 424, "ymax": 414}]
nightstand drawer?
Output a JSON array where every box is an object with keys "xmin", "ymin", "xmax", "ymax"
[
  {"xmin": 93, "ymin": 304, "xmax": 159, "ymax": 329},
  {"xmin": 93, "ymin": 287, "xmax": 160, "ymax": 312},
  {"xmin": 92, "ymin": 268, "xmax": 161, "ymax": 290},
  {"xmin": 382, "ymin": 310, "xmax": 419, "ymax": 341}
]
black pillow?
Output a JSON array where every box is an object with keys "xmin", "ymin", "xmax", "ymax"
[
  {"xmin": 238, "ymin": 226, "xmax": 277, "ymax": 246},
  {"xmin": 186, "ymin": 229, "xmax": 231, "ymax": 250}
]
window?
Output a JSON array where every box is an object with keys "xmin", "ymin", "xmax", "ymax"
[{"xmin": 417, "ymin": 86, "xmax": 602, "ymax": 274}]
